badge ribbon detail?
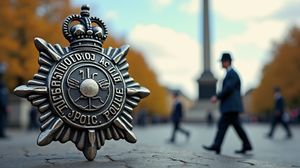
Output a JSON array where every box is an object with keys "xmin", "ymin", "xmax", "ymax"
[{"xmin": 14, "ymin": 5, "xmax": 150, "ymax": 161}]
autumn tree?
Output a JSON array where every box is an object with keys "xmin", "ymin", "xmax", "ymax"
[
  {"xmin": 104, "ymin": 37, "xmax": 171, "ymax": 117},
  {"xmin": 0, "ymin": 0, "xmax": 77, "ymax": 90},
  {"xmin": 0, "ymin": 0, "xmax": 170, "ymax": 116},
  {"xmin": 252, "ymin": 27, "xmax": 300, "ymax": 114}
]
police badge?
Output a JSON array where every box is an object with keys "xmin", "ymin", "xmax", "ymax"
[{"xmin": 14, "ymin": 5, "xmax": 150, "ymax": 161}]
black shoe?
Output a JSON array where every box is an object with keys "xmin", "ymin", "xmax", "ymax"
[
  {"xmin": 202, "ymin": 145, "xmax": 220, "ymax": 154},
  {"xmin": 235, "ymin": 146, "xmax": 252, "ymax": 154},
  {"xmin": 167, "ymin": 139, "xmax": 175, "ymax": 144},
  {"xmin": 265, "ymin": 133, "xmax": 272, "ymax": 139},
  {"xmin": 286, "ymin": 134, "xmax": 292, "ymax": 139},
  {"xmin": 186, "ymin": 132, "xmax": 190, "ymax": 141},
  {"xmin": 0, "ymin": 135, "xmax": 9, "ymax": 139}
]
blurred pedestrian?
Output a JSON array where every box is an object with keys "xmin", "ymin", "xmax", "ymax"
[
  {"xmin": 0, "ymin": 63, "xmax": 8, "ymax": 138},
  {"xmin": 203, "ymin": 53, "xmax": 252, "ymax": 154},
  {"xmin": 206, "ymin": 110, "xmax": 214, "ymax": 126},
  {"xmin": 266, "ymin": 87, "xmax": 292, "ymax": 139},
  {"xmin": 168, "ymin": 91, "xmax": 190, "ymax": 143},
  {"xmin": 28, "ymin": 106, "xmax": 39, "ymax": 130},
  {"xmin": 136, "ymin": 108, "xmax": 147, "ymax": 127}
]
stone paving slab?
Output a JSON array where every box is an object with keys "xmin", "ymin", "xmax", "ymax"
[
  {"xmin": 135, "ymin": 123, "xmax": 300, "ymax": 167},
  {"xmin": 0, "ymin": 130, "xmax": 290, "ymax": 168}
]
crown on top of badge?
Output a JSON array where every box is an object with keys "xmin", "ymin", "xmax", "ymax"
[{"xmin": 63, "ymin": 5, "xmax": 108, "ymax": 48}]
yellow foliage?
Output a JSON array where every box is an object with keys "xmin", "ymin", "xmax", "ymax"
[
  {"xmin": 0, "ymin": 1, "xmax": 169, "ymax": 116},
  {"xmin": 252, "ymin": 27, "xmax": 300, "ymax": 113},
  {"xmin": 0, "ymin": 0, "xmax": 76, "ymax": 90},
  {"xmin": 104, "ymin": 37, "xmax": 171, "ymax": 116}
]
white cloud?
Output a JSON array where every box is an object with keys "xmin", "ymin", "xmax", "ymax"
[
  {"xmin": 127, "ymin": 24, "xmax": 201, "ymax": 98},
  {"xmin": 213, "ymin": 20, "xmax": 288, "ymax": 93},
  {"xmin": 209, "ymin": 0, "xmax": 298, "ymax": 93},
  {"xmin": 212, "ymin": 0, "xmax": 285, "ymax": 20},
  {"xmin": 103, "ymin": 10, "xmax": 119, "ymax": 22},
  {"xmin": 153, "ymin": 0, "xmax": 172, "ymax": 8},
  {"xmin": 216, "ymin": 20, "xmax": 286, "ymax": 52},
  {"xmin": 125, "ymin": 20, "xmax": 288, "ymax": 97},
  {"xmin": 179, "ymin": 0, "xmax": 199, "ymax": 15}
]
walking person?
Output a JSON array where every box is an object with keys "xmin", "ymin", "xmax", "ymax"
[
  {"xmin": 266, "ymin": 87, "xmax": 292, "ymax": 139},
  {"xmin": 203, "ymin": 53, "xmax": 252, "ymax": 154},
  {"xmin": 0, "ymin": 63, "xmax": 8, "ymax": 138},
  {"xmin": 168, "ymin": 92, "xmax": 190, "ymax": 143},
  {"xmin": 28, "ymin": 106, "xmax": 39, "ymax": 130},
  {"xmin": 206, "ymin": 110, "xmax": 214, "ymax": 126}
]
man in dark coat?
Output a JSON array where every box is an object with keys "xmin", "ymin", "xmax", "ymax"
[
  {"xmin": 0, "ymin": 63, "xmax": 8, "ymax": 138},
  {"xmin": 203, "ymin": 53, "xmax": 252, "ymax": 154},
  {"xmin": 267, "ymin": 87, "xmax": 292, "ymax": 139},
  {"xmin": 28, "ymin": 106, "xmax": 39, "ymax": 130},
  {"xmin": 168, "ymin": 92, "xmax": 190, "ymax": 143}
]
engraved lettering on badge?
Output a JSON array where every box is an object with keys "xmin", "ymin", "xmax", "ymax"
[
  {"xmin": 103, "ymin": 88, "xmax": 124, "ymax": 121},
  {"xmin": 50, "ymin": 75, "xmax": 68, "ymax": 115},
  {"xmin": 48, "ymin": 51, "xmax": 127, "ymax": 128},
  {"xmin": 49, "ymin": 52, "xmax": 98, "ymax": 116},
  {"xmin": 68, "ymin": 111, "xmax": 99, "ymax": 125},
  {"xmin": 99, "ymin": 56, "xmax": 122, "ymax": 83}
]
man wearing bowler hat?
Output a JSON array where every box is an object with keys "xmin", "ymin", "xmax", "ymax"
[{"xmin": 203, "ymin": 52, "xmax": 252, "ymax": 154}]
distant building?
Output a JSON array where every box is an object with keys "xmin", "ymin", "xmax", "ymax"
[
  {"xmin": 243, "ymin": 88, "xmax": 254, "ymax": 114},
  {"xmin": 166, "ymin": 88, "xmax": 195, "ymax": 116},
  {"xmin": 8, "ymin": 94, "xmax": 31, "ymax": 128},
  {"xmin": 242, "ymin": 88, "xmax": 257, "ymax": 122}
]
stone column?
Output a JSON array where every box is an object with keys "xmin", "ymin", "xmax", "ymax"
[
  {"xmin": 197, "ymin": 0, "xmax": 217, "ymax": 100},
  {"xmin": 203, "ymin": 0, "xmax": 210, "ymax": 72}
]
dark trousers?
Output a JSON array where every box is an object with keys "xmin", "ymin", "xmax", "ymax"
[
  {"xmin": 170, "ymin": 121, "xmax": 189, "ymax": 141},
  {"xmin": 0, "ymin": 110, "xmax": 7, "ymax": 137},
  {"xmin": 28, "ymin": 110, "xmax": 39, "ymax": 130},
  {"xmin": 268, "ymin": 115, "xmax": 292, "ymax": 137},
  {"xmin": 213, "ymin": 113, "xmax": 251, "ymax": 149}
]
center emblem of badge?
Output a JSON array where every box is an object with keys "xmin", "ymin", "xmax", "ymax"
[
  {"xmin": 49, "ymin": 51, "xmax": 127, "ymax": 129},
  {"xmin": 14, "ymin": 5, "xmax": 150, "ymax": 161}
]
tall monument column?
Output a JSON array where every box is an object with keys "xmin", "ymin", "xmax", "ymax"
[
  {"xmin": 197, "ymin": 0, "xmax": 217, "ymax": 100},
  {"xmin": 186, "ymin": 0, "xmax": 217, "ymax": 122}
]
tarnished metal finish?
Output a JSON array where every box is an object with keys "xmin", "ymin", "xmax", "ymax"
[{"xmin": 14, "ymin": 4, "xmax": 150, "ymax": 161}]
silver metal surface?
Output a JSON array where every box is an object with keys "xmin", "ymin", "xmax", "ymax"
[
  {"xmin": 13, "ymin": 4, "xmax": 150, "ymax": 161},
  {"xmin": 80, "ymin": 79, "xmax": 100, "ymax": 97}
]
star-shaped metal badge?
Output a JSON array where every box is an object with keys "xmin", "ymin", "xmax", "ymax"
[{"xmin": 14, "ymin": 5, "xmax": 150, "ymax": 161}]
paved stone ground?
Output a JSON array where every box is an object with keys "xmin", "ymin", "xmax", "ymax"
[
  {"xmin": 0, "ymin": 124, "xmax": 298, "ymax": 168},
  {"xmin": 135, "ymin": 123, "xmax": 300, "ymax": 167}
]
